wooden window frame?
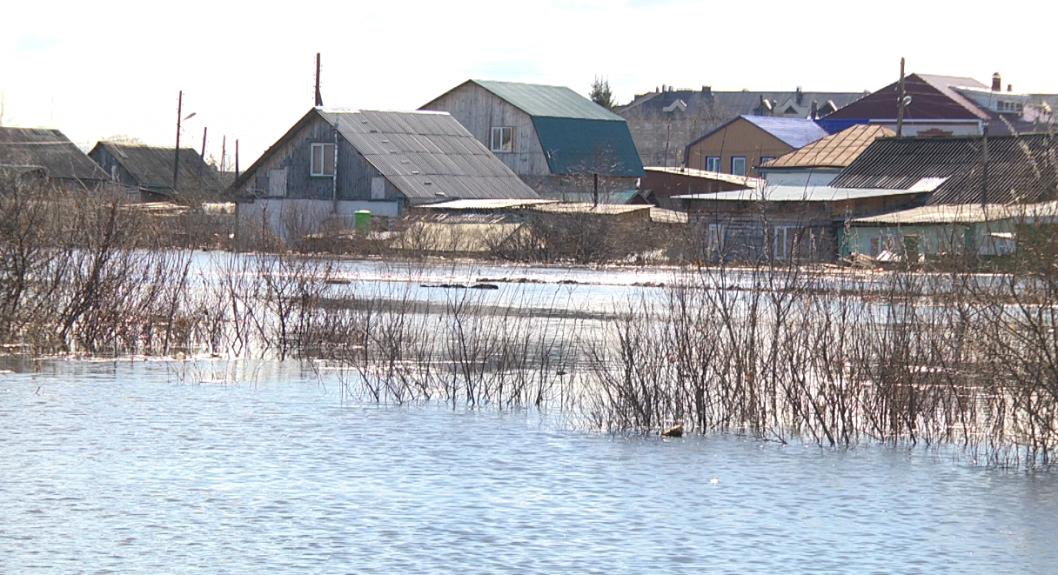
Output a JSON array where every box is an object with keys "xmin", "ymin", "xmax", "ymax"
[
  {"xmin": 490, "ymin": 126, "xmax": 514, "ymax": 153},
  {"xmin": 311, "ymin": 142, "xmax": 336, "ymax": 177}
]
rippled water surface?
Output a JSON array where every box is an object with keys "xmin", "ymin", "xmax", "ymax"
[{"xmin": 2, "ymin": 359, "xmax": 1057, "ymax": 574}]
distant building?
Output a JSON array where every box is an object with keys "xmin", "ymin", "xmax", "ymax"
[
  {"xmin": 684, "ymin": 115, "xmax": 828, "ymax": 177},
  {"xmin": 228, "ymin": 107, "xmax": 539, "ymax": 243},
  {"xmin": 760, "ymin": 124, "xmax": 895, "ymax": 186},
  {"xmin": 89, "ymin": 141, "xmax": 227, "ymax": 200},
  {"xmin": 618, "ymin": 85, "xmax": 866, "ymax": 166},
  {"xmin": 421, "ymin": 80, "xmax": 644, "ymax": 196},
  {"xmin": 0, "ymin": 126, "xmax": 109, "ymax": 189},
  {"xmin": 819, "ymin": 72, "xmax": 1058, "ymax": 135}
]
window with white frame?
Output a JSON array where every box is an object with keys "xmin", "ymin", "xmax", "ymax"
[
  {"xmin": 311, "ymin": 143, "xmax": 336, "ymax": 177},
  {"xmin": 705, "ymin": 156, "xmax": 721, "ymax": 172},
  {"xmin": 774, "ymin": 225, "xmax": 798, "ymax": 259},
  {"xmin": 490, "ymin": 127, "xmax": 514, "ymax": 153},
  {"xmin": 731, "ymin": 156, "xmax": 747, "ymax": 176}
]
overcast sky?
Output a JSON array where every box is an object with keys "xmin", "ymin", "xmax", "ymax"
[{"xmin": 3, "ymin": 0, "xmax": 1055, "ymax": 166}]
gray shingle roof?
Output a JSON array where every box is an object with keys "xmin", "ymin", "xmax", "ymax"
[
  {"xmin": 0, "ymin": 127, "xmax": 108, "ymax": 182},
  {"xmin": 319, "ymin": 109, "xmax": 540, "ymax": 200},
  {"xmin": 91, "ymin": 142, "xmax": 226, "ymax": 190}
]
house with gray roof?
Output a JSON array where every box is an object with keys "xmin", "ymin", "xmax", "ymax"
[
  {"xmin": 0, "ymin": 127, "xmax": 109, "ymax": 189},
  {"xmin": 421, "ymin": 80, "xmax": 644, "ymax": 197},
  {"xmin": 89, "ymin": 141, "xmax": 227, "ymax": 200},
  {"xmin": 228, "ymin": 107, "xmax": 539, "ymax": 243}
]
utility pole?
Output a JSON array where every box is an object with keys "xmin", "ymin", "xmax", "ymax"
[
  {"xmin": 174, "ymin": 90, "xmax": 183, "ymax": 189},
  {"xmin": 896, "ymin": 58, "xmax": 906, "ymax": 137},
  {"xmin": 315, "ymin": 53, "xmax": 323, "ymax": 107},
  {"xmin": 235, "ymin": 139, "xmax": 240, "ymax": 179},
  {"xmin": 220, "ymin": 135, "xmax": 227, "ymax": 173},
  {"xmin": 199, "ymin": 126, "xmax": 208, "ymax": 183}
]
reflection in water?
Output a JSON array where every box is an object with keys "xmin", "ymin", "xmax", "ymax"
[{"xmin": 1, "ymin": 359, "xmax": 1057, "ymax": 574}]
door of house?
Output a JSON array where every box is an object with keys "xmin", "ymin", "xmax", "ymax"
[
  {"xmin": 268, "ymin": 168, "xmax": 287, "ymax": 197},
  {"xmin": 371, "ymin": 177, "xmax": 386, "ymax": 200}
]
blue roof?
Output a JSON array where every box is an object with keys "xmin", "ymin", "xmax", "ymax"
[
  {"xmin": 472, "ymin": 80, "xmax": 623, "ymax": 120},
  {"xmin": 532, "ymin": 117, "xmax": 645, "ymax": 177},
  {"xmin": 740, "ymin": 115, "xmax": 828, "ymax": 148}
]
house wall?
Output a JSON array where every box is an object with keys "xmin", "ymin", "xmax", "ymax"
[
  {"xmin": 235, "ymin": 198, "xmax": 400, "ymax": 247},
  {"xmin": 682, "ymin": 194, "xmax": 926, "ymax": 263},
  {"xmin": 685, "ymin": 118, "xmax": 794, "ymax": 177},
  {"xmin": 422, "ymin": 84, "xmax": 551, "ymax": 177},
  {"xmin": 761, "ymin": 169, "xmax": 839, "ymax": 186},
  {"xmin": 842, "ymin": 220, "xmax": 1017, "ymax": 259},
  {"xmin": 88, "ymin": 147, "xmax": 138, "ymax": 187},
  {"xmin": 232, "ymin": 114, "xmax": 400, "ymax": 203}
]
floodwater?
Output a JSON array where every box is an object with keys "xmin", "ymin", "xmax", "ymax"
[{"xmin": 3, "ymin": 358, "xmax": 1058, "ymax": 574}]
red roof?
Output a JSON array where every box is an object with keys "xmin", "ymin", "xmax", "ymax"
[{"xmin": 825, "ymin": 74, "xmax": 990, "ymax": 121}]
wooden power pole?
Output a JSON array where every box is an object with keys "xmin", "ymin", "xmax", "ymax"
[
  {"xmin": 174, "ymin": 90, "xmax": 183, "ymax": 189},
  {"xmin": 896, "ymin": 58, "xmax": 906, "ymax": 137}
]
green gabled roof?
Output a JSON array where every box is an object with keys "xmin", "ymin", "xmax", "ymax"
[
  {"xmin": 472, "ymin": 80, "xmax": 624, "ymax": 121},
  {"xmin": 532, "ymin": 117, "xmax": 644, "ymax": 177}
]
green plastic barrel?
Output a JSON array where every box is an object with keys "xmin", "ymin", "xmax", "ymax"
[{"xmin": 354, "ymin": 210, "xmax": 371, "ymax": 235}]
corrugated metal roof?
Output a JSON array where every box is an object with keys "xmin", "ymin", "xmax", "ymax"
[
  {"xmin": 417, "ymin": 198, "xmax": 558, "ymax": 210},
  {"xmin": 649, "ymin": 207, "xmax": 689, "ymax": 224},
  {"xmin": 762, "ymin": 125, "xmax": 895, "ymax": 169},
  {"xmin": 831, "ymin": 134, "xmax": 1058, "ymax": 204},
  {"xmin": 472, "ymin": 80, "xmax": 623, "ymax": 120},
  {"xmin": 539, "ymin": 189, "xmax": 644, "ymax": 204},
  {"xmin": 532, "ymin": 116, "xmax": 644, "ymax": 176},
  {"xmin": 91, "ymin": 142, "xmax": 227, "ymax": 190},
  {"xmin": 645, "ymin": 166, "xmax": 762, "ymax": 187},
  {"xmin": 740, "ymin": 116, "xmax": 829, "ymax": 148},
  {"xmin": 319, "ymin": 109, "xmax": 540, "ymax": 201},
  {"xmin": 0, "ymin": 127, "xmax": 108, "ymax": 181},
  {"xmin": 675, "ymin": 184, "xmax": 931, "ymax": 203},
  {"xmin": 529, "ymin": 202, "xmax": 652, "ymax": 215},
  {"xmin": 851, "ymin": 201, "xmax": 1058, "ymax": 225}
]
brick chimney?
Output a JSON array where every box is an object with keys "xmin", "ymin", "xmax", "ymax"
[{"xmin": 992, "ymin": 72, "xmax": 1002, "ymax": 92}]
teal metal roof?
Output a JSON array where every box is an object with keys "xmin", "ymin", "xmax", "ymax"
[
  {"xmin": 472, "ymin": 80, "xmax": 624, "ymax": 120},
  {"xmin": 532, "ymin": 117, "xmax": 645, "ymax": 177}
]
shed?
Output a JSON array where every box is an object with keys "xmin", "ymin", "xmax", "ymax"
[
  {"xmin": 89, "ymin": 141, "xmax": 227, "ymax": 200},
  {"xmin": 0, "ymin": 127, "xmax": 109, "ymax": 189}
]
